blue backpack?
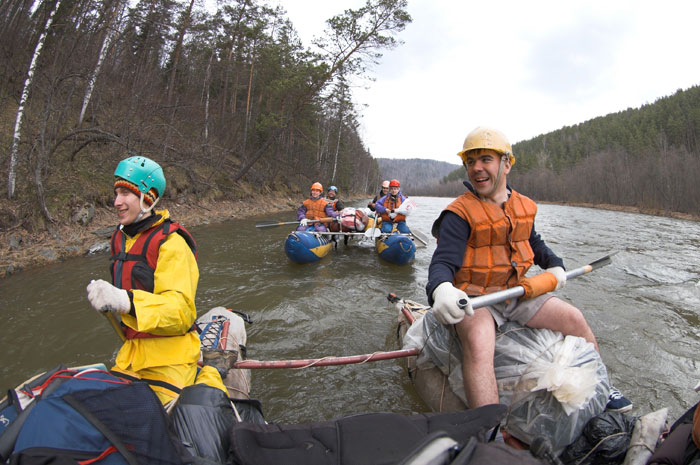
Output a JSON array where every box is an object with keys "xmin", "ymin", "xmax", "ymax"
[{"xmin": 0, "ymin": 367, "xmax": 191, "ymax": 464}]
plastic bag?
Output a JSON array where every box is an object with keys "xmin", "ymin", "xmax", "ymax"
[
  {"xmin": 404, "ymin": 312, "xmax": 610, "ymax": 453},
  {"xmin": 560, "ymin": 411, "xmax": 637, "ymax": 465}
]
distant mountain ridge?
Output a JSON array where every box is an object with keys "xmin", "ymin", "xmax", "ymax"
[{"xmin": 376, "ymin": 158, "xmax": 461, "ymax": 193}]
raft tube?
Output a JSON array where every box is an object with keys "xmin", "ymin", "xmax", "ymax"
[
  {"xmin": 284, "ymin": 231, "xmax": 332, "ymax": 264},
  {"xmin": 376, "ymin": 234, "xmax": 415, "ymax": 265}
]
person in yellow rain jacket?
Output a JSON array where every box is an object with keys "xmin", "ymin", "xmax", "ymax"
[{"xmin": 86, "ymin": 156, "xmax": 228, "ymax": 404}]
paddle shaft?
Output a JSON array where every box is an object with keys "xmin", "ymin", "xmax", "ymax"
[
  {"xmin": 104, "ymin": 312, "xmax": 126, "ymax": 342},
  {"xmin": 255, "ymin": 218, "xmax": 336, "ymax": 228},
  {"xmin": 460, "ymin": 253, "xmax": 614, "ymax": 310}
]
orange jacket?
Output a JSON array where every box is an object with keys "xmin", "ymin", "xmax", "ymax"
[
  {"xmin": 302, "ymin": 198, "xmax": 330, "ymax": 220},
  {"xmin": 444, "ymin": 190, "xmax": 537, "ymax": 295},
  {"xmin": 379, "ymin": 195, "xmax": 406, "ymax": 223}
]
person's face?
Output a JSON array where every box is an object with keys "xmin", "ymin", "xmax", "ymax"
[
  {"xmin": 464, "ymin": 149, "xmax": 511, "ymax": 201},
  {"xmin": 380, "ymin": 185, "xmax": 389, "ymax": 195},
  {"xmin": 327, "ymin": 190, "xmax": 336, "ymax": 199},
  {"xmin": 389, "ymin": 186, "xmax": 399, "ymax": 196},
  {"xmin": 310, "ymin": 188, "xmax": 322, "ymax": 199},
  {"xmin": 114, "ymin": 186, "xmax": 142, "ymax": 226}
]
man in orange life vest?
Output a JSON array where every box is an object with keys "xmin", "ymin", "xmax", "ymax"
[
  {"xmin": 296, "ymin": 182, "xmax": 339, "ymax": 232},
  {"xmin": 86, "ymin": 156, "xmax": 228, "ymax": 405},
  {"xmin": 375, "ymin": 179, "xmax": 411, "ymax": 234},
  {"xmin": 426, "ymin": 127, "xmax": 632, "ymax": 413}
]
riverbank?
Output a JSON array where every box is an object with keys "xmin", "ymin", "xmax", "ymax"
[
  {"xmin": 542, "ymin": 200, "xmax": 700, "ymax": 223},
  {"xmin": 0, "ymin": 194, "xmax": 300, "ymax": 279},
  {"xmin": 0, "ymin": 193, "xmax": 371, "ymax": 279}
]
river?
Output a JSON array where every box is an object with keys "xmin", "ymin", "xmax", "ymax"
[{"xmin": 1, "ymin": 197, "xmax": 699, "ymax": 424}]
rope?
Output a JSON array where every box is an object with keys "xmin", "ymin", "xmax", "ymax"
[{"xmin": 574, "ymin": 432, "xmax": 629, "ymax": 465}]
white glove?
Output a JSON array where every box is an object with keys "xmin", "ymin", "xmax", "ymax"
[
  {"xmin": 432, "ymin": 282, "xmax": 473, "ymax": 325},
  {"xmin": 389, "ymin": 212, "xmax": 397, "ymax": 219},
  {"xmin": 299, "ymin": 218, "xmax": 309, "ymax": 227},
  {"xmin": 87, "ymin": 279, "xmax": 131, "ymax": 314},
  {"xmin": 546, "ymin": 266, "xmax": 567, "ymax": 290}
]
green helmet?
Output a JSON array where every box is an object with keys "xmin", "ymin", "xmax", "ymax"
[{"xmin": 114, "ymin": 156, "xmax": 166, "ymax": 198}]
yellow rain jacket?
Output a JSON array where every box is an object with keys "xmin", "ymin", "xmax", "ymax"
[{"xmin": 110, "ymin": 210, "xmax": 225, "ymax": 403}]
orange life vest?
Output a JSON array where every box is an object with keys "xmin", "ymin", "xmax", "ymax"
[
  {"xmin": 380, "ymin": 196, "xmax": 406, "ymax": 223},
  {"xmin": 303, "ymin": 197, "xmax": 329, "ymax": 220},
  {"xmin": 110, "ymin": 219, "xmax": 197, "ymax": 339},
  {"xmin": 444, "ymin": 190, "xmax": 537, "ymax": 296}
]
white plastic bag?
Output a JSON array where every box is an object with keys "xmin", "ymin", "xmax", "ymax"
[{"xmin": 407, "ymin": 312, "xmax": 610, "ymax": 453}]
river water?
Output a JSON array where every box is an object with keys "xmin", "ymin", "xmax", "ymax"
[{"xmin": 1, "ymin": 197, "xmax": 700, "ymax": 425}]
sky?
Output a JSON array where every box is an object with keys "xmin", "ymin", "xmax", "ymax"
[{"xmin": 272, "ymin": 0, "xmax": 700, "ymax": 164}]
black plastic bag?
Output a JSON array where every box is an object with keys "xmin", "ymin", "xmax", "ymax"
[{"xmin": 560, "ymin": 411, "xmax": 637, "ymax": 465}]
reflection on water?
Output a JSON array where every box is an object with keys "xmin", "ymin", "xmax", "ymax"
[{"xmin": 1, "ymin": 198, "xmax": 700, "ymax": 423}]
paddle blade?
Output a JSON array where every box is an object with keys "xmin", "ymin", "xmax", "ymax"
[
  {"xmin": 410, "ymin": 229, "xmax": 429, "ymax": 246},
  {"xmin": 364, "ymin": 228, "xmax": 382, "ymax": 238}
]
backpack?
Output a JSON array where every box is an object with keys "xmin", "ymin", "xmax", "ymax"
[{"xmin": 1, "ymin": 367, "xmax": 192, "ymax": 465}]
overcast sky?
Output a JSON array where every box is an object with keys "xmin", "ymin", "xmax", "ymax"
[{"xmin": 273, "ymin": 0, "xmax": 700, "ymax": 164}]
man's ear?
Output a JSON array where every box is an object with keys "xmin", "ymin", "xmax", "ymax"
[{"xmin": 502, "ymin": 156, "xmax": 512, "ymax": 173}]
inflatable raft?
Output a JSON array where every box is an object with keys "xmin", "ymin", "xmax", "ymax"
[
  {"xmin": 284, "ymin": 230, "xmax": 332, "ymax": 264},
  {"xmin": 376, "ymin": 233, "xmax": 416, "ymax": 265}
]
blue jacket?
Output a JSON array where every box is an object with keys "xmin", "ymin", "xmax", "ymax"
[{"xmin": 426, "ymin": 182, "xmax": 564, "ymax": 305}]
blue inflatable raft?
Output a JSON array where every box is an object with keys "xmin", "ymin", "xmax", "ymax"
[
  {"xmin": 376, "ymin": 234, "xmax": 415, "ymax": 265},
  {"xmin": 284, "ymin": 231, "xmax": 332, "ymax": 264}
]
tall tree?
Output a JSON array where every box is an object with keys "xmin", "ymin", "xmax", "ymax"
[{"xmin": 8, "ymin": 0, "xmax": 62, "ymax": 200}]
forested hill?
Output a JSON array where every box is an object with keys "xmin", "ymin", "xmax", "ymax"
[
  {"xmin": 434, "ymin": 84, "xmax": 700, "ymax": 216},
  {"xmin": 376, "ymin": 158, "xmax": 460, "ymax": 194},
  {"xmin": 0, "ymin": 0, "xmax": 411, "ymax": 232}
]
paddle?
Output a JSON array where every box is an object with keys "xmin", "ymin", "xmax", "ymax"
[
  {"xmin": 255, "ymin": 218, "xmax": 336, "ymax": 228},
  {"xmin": 104, "ymin": 312, "xmax": 126, "ymax": 342},
  {"xmin": 230, "ymin": 253, "xmax": 616, "ymax": 370},
  {"xmin": 364, "ymin": 227, "xmax": 382, "ymax": 239},
  {"xmin": 409, "ymin": 229, "xmax": 429, "ymax": 247},
  {"xmin": 463, "ymin": 252, "xmax": 617, "ymax": 310}
]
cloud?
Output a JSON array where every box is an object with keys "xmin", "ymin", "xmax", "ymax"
[{"xmin": 276, "ymin": 0, "xmax": 700, "ymax": 162}]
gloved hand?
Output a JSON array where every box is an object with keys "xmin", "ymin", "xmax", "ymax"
[
  {"xmin": 389, "ymin": 212, "xmax": 397, "ymax": 219},
  {"xmin": 299, "ymin": 218, "xmax": 309, "ymax": 227},
  {"xmin": 432, "ymin": 282, "xmax": 473, "ymax": 325},
  {"xmin": 546, "ymin": 266, "xmax": 567, "ymax": 290},
  {"xmin": 87, "ymin": 279, "xmax": 131, "ymax": 314}
]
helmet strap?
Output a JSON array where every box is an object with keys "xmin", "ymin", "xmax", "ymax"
[{"xmin": 135, "ymin": 193, "xmax": 158, "ymax": 222}]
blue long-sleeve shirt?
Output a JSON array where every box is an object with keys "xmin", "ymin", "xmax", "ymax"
[{"xmin": 426, "ymin": 187, "xmax": 564, "ymax": 305}]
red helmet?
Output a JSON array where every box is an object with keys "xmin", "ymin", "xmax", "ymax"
[{"xmin": 389, "ymin": 179, "xmax": 400, "ymax": 187}]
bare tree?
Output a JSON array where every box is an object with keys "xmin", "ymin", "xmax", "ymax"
[{"xmin": 8, "ymin": 0, "xmax": 62, "ymax": 200}]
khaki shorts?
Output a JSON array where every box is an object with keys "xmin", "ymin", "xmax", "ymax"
[{"xmin": 480, "ymin": 293, "xmax": 554, "ymax": 329}]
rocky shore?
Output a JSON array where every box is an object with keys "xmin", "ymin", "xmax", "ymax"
[{"xmin": 0, "ymin": 194, "xmax": 303, "ymax": 279}]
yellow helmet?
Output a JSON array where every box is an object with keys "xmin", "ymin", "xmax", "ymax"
[{"xmin": 457, "ymin": 127, "xmax": 515, "ymax": 165}]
